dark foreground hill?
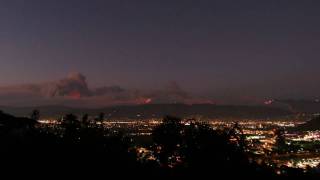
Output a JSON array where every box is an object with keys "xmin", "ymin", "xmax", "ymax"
[
  {"xmin": 0, "ymin": 110, "xmax": 37, "ymax": 129},
  {"xmin": 0, "ymin": 104, "xmax": 292, "ymax": 119},
  {"xmin": 1, "ymin": 112, "xmax": 318, "ymax": 178}
]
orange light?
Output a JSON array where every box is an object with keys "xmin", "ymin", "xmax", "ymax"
[{"xmin": 68, "ymin": 91, "xmax": 81, "ymax": 99}]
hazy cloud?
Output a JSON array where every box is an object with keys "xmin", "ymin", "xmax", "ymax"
[{"xmin": 0, "ymin": 73, "xmax": 213, "ymax": 107}]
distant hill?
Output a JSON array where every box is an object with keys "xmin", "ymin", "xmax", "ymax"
[
  {"xmin": 276, "ymin": 99, "xmax": 320, "ymax": 113},
  {"xmin": 292, "ymin": 116, "xmax": 320, "ymax": 131},
  {"xmin": 0, "ymin": 104, "xmax": 292, "ymax": 120}
]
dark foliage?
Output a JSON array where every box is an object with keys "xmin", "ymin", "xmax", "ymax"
[{"xmin": 0, "ymin": 111, "xmax": 319, "ymax": 178}]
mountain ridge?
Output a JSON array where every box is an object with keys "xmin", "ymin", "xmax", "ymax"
[{"xmin": 0, "ymin": 104, "xmax": 292, "ymax": 120}]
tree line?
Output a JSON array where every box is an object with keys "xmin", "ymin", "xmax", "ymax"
[{"xmin": 0, "ymin": 110, "xmax": 319, "ymax": 178}]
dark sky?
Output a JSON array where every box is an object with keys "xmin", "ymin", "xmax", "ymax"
[{"xmin": 1, "ymin": 0, "xmax": 320, "ymax": 100}]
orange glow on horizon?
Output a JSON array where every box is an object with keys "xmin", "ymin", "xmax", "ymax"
[{"xmin": 68, "ymin": 91, "xmax": 81, "ymax": 99}]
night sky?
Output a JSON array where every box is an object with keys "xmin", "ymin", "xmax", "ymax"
[{"xmin": 1, "ymin": 0, "xmax": 320, "ymax": 106}]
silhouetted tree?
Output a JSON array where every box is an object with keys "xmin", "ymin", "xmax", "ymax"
[
  {"xmin": 152, "ymin": 116, "xmax": 183, "ymax": 165},
  {"xmin": 81, "ymin": 114, "xmax": 89, "ymax": 126},
  {"xmin": 274, "ymin": 128, "xmax": 287, "ymax": 153},
  {"xmin": 30, "ymin": 109, "xmax": 40, "ymax": 121},
  {"xmin": 183, "ymin": 122, "xmax": 259, "ymax": 177},
  {"xmin": 62, "ymin": 114, "xmax": 79, "ymax": 126},
  {"xmin": 151, "ymin": 116, "xmax": 277, "ymax": 178},
  {"xmin": 228, "ymin": 122, "xmax": 246, "ymax": 151},
  {"xmin": 62, "ymin": 114, "xmax": 80, "ymax": 143},
  {"xmin": 98, "ymin": 112, "xmax": 105, "ymax": 122}
]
